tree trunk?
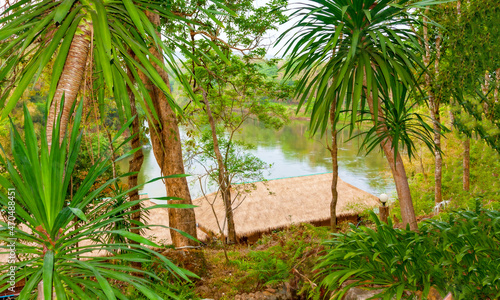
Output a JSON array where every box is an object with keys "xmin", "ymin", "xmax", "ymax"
[
  {"xmin": 424, "ymin": 11, "xmax": 442, "ymax": 205},
  {"xmin": 463, "ymin": 138, "xmax": 470, "ymax": 191},
  {"xmin": 126, "ymin": 61, "xmax": 144, "ymax": 238},
  {"xmin": 139, "ymin": 11, "xmax": 197, "ymax": 247},
  {"xmin": 495, "ymin": 68, "xmax": 499, "ymax": 104},
  {"xmin": 329, "ymin": 100, "xmax": 338, "ymax": 232},
  {"xmin": 126, "ymin": 64, "xmax": 145, "ymax": 269},
  {"xmin": 46, "ymin": 21, "xmax": 91, "ymax": 147},
  {"xmin": 430, "ymin": 101, "xmax": 442, "ymax": 204},
  {"xmin": 40, "ymin": 20, "xmax": 91, "ymax": 300},
  {"xmin": 366, "ymin": 90, "xmax": 418, "ymax": 231},
  {"xmin": 202, "ymin": 91, "xmax": 237, "ymax": 243},
  {"xmin": 380, "ymin": 141, "xmax": 417, "ymax": 230}
]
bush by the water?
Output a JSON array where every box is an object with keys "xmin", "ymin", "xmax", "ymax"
[{"xmin": 314, "ymin": 206, "xmax": 500, "ymax": 300}]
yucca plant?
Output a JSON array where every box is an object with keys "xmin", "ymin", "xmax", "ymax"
[
  {"xmin": 0, "ymin": 103, "xmax": 196, "ymax": 299},
  {"xmin": 279, "ymin": 0, "xmax": 453, "ymax": 231}
]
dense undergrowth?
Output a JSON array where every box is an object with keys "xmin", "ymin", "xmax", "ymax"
[
  {"xmin": 395, "ymin": 123, "xmax": 500, "ymax": 219},
  {"xmin": 127, "ymin": 223, "xmax": 330, "ymax": 299},
  {"xmin": 315, "ymin": 205, "xmax": 500, "ymax": 300},
  {"xmin": 126, "ymin": 203, "xmax": 500, "ymax": 300}
]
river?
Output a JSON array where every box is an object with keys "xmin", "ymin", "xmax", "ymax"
[{"xmin": 118, "ymin": 120, "xmax": 395, "ymax": 200}]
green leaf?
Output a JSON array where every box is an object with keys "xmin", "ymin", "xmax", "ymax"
[
  {"xmin": 54, "ymin": 0, "xmax": 75, "ymax": 23},
  {"xmin": 109, "ymin": 230, "xmax": 161, "ymax": 247},
  {"xmin": 69, "ymin": 207, "xmax": 87, "ymax": 222},
  {"xmin": 123, "ymin": 0, "xmax": 145, "ymax": 36},
  {"xmin": 43, "ymin": 250, "xmax": 54, "ymax": 299}
]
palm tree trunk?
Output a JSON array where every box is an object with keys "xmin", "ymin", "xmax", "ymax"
[
  {"xmin": 202, "ymin": 91, "xmax": 237, "ymax": 243},
  {"xmin": 381, "ymin": 143, "xmax": 417, "ymax": 230},
  {"xmin": 46, "ymin": 21, "xmax": 91, "ymax": 147},
  {"xmin": 126, "ymin": 61, "xmax": 144, "ymax": 237},
  {"xmin": 139, "ymin": 11, "xmax": 197, "ymax": 247},
  {"xmin": 41, "ymin": 19, "xmax": 91, "ymax": 300},
  {"xmin": 329, "ymin": 100, "xmax": 338, "ymax": 232},
  {"xmin": 367, "ymin": 90, "xmax": 418, "ymax": 231}
]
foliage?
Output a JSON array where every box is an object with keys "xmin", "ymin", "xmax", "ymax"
[
  {"xmin": 0, "ymin": 0, "xmax": 228, "ymax": 124},
  {"xmin": 237, "ymin": 251, "xmax": 290, "ymax": 287},
  {"xmin": 356, "ymin": 85, "xmax": 439, "ymax": 160},
  {"xmin": 125, "ymin": 257, "xmax": 200, "ymax": 300},
  {"xmin": 96, "ymin": 183, "xmax": 150, "ymax": 247},
  {"xmin": 432, "ymin": 0, "xmax": 500, "ymax": 152},
  {"xmin": 400, "ymin": 126, "xmax": 500, "ymax": 218},
  {"xmin": 0, "ymin": 105, "xmax": 195, "ymax": 298},
  {"xmin": 163, "ymin": 0, "xmax": 288, "ymax": 57},
  {"xmin": 236, "ymin": 224, "xmax": 329, "ymax": 292},
  {"xmin": 187, "ymin": 52, "xmax": 291, "ymax": 130},
  {"xmin": 185, "ymin": 127, "xmax": 270, "ymax": 188},
  {"xmin": 314, "ymin": 207, "xmax": 500, "ymax": 300},
  {"xmin": 279, "ymin": 0, "xmax": 437, "ymax": 135}
]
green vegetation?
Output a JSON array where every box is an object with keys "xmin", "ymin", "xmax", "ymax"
[
  {"xmin": 0, "ymin": 105, "xmax": 195, "ymax": 298},
  {"xmin": 315, "ymin": 206, "xmax": 500, "ymax": 299},
  {"xmin": 401, "ymin": 131, "xmax": 500, "ymax": 218},
  {"xmin": 1, "ymin": 0, "xmax": 499, "ymax": 298}
]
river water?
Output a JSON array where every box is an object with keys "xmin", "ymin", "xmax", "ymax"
[{"xmin": 118, "ymin": 120, "xmax": 395, "ymax": 200}]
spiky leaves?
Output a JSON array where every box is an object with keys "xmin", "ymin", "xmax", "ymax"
[
  {"xmin": 279, "ymin": 0, "xmax": 431, "ymax": 135},
  {"xmin": 0, "ymin": 104, "xmax": 196, "ymax": 298},
  {"xmin": 0, "ymin": 0, "xmax": 198, "ymax": 124}
]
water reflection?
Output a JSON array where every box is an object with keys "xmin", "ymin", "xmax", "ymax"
[
  {"xmin": 235, "ymin": 119, "xmax": 395, "ymax": 196},
  {"xmin": 118, "ymin": 120, "xmax": 395, "ymax": 199}
]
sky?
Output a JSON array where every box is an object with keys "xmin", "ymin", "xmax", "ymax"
[{"xmin": 257, "ymin": 0, "xmax": 300, "ymax": 57}]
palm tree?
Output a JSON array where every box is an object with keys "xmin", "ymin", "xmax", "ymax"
[
  {"xmin": 0, "ymin": 0, "xmax": 208, "ymax": 245},
  {"xmin": 280, "ymin": 0, "xmax": 441, "ymax": 230}
]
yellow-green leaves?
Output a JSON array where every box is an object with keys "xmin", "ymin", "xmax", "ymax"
[{"xmin": 54, "ymin": 0, "xmax": 75, "ymax": 23}]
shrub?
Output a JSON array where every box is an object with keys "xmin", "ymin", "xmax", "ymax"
[
  {"xmin": 314, "ymin": 207, "xmax": 500, "ymax": 299},
  {"xmin": 0, "ymin": 104, "xmax": 196, "ymax": 298}
]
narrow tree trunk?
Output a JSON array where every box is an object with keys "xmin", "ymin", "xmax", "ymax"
[
  {"xmin": 46, "ymin": 21, "xmax": 91, "ymax": 146},
  {"xmin": 367, "ymin": 91, "xmax": 418, "ymax": 230},
  {"xmin": 482, "ymin": 72, "xmax": 490, "ymax": 115},
  {"xmin": 463, "ymin": 138, "xmax": 470, "ymax": 191},
  {"xmin": 495, "ymin": 68, "xmax": 499, "ymax": 104},
  {"xmin": 202, "ymin": 91, "xmax": 237, "ymax": 243},
  {"xmin": 329, "ymin": 100, "xmax": 338, "ymax": 232},
  {"xmin": 139, "ymin": 11, "xmax": 197, "ymax": 247},
  {"xmin": 430, "ymin": 101, "xmax": 442, "ymax": 204},
  {"xmin": 126, "ymin": 65, "xmax": 144, "ymax": 269},
  {"xmin": 424, "ymin": 11, "xmax": 442, "ymax": 205}
]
